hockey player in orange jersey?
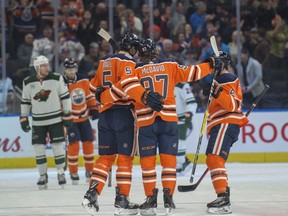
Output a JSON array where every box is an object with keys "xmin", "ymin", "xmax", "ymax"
[
  {"xmin": 97, "ymin": 38, "xmax": 223, "ymax": 215},
  {"xmin": 63, "ymin": 58, "xmax": 99, "ymax": 185},
  {"xmin": 203, "ymin": 51, "xmax": 249, "ymax": 214},
  {"xmin": 82, "ymin": 33, "xmax": 163, "ymax": 216}
]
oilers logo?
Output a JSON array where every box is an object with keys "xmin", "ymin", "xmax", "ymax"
[{"xmin": 71, "ymin": 88, "xmax": 85, "ymax": 105}]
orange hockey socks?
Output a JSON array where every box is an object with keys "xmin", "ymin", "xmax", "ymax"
[
  {"xmin": 83, "ymin": 141, "xmax": 94, "ymax": 172},
  {"xmin": 140, "ymin": 155, "xmax": 157, "ymax": 196},
  {"xmin": 68, "ymin": 141, "xmax": 80, "ymax": 174},
  {"xmin": 91, "ymin": 154, "xmax": 116, "ymax": 195},
  {"xmin": 160, "ymin": 154, "xmax": 177, "ymax": 195},
  {"xmin": 116, "ymin": 155, "xmax": 134, "ymax": 196},
  {"xmin": 206, "ymin": 154, "xmax": 228, "ymax": 194}
]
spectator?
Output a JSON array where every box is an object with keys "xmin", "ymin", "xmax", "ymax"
[
  {"xmin": 59, "ymin": 37, "xmax": 85, "ymax": 63},
  {"xmin": 17, "ymin": 33, "xmax": 34, "ymax": 66},
  {"xmin": 30, "ymin": 25, "xmax": 54, "ymax": 66},
  {"xmin": 253, "ymin": 28, "xmax": 271, "ymax": 85},
  {"xmin": 76, "ymin": 10, "xmax": 96, "ymax": 53},
  {"xmin": 167, "ymin": 0, "xmax": 186, "ymax": 39},
  {"xmin": 159, "ymin": 39, "xmax": 183, "ymax": 64},
  {"xmin": 228, "ymin": 30, "xmax": 243, "ymax": 65},
  {"xmin": 243, "ymin": 27, "xmax": 259, "ymax": 57},
  {"xmin": 12, "ymin": 0, "xmax": 40, "ymax": 49},
  {"xmin": 266, "ymin": 15, "xmax": 288, "ymax": 69},
  {"xmin": 78, "ymin": 42, "xmax": 100, "ymax": 78},
  {"xmin": 256, "ymin": 0, "xmax": 276, "ymax": 31},
  {"xmin": 58, "ymin": 3, "xmax": 79, "ymax": 38},
  {"xmin": 189, "ymin": 1, "xmax": 214, "ymax": 36},
  {"xmin": 0, "ymin": 60, "xmax": 14, "ymax": 114},
  {"xmin": 98, "ymin": 39, "xmax": 112, "ymax": 58},
  {"xmin": 139, "ymin": 4, "xmax": 150, "ymax": 24},
  {"xmin": 92, "ymin": 2, "xmax": 108, "ymax": 26},
  {"xmin": 37, "ymin": 0, "xmax": 54, "ymax": 28},
  {"xmin": 120, "ymin": 9, "xmax": 143, "ymax": 36},
  {"xmin": 238, "ymin": 48, "xmax": 265, "ymax": 109}
]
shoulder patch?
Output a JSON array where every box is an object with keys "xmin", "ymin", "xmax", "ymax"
[
  {"xmin": 24, "ymin": 75, "xmax": 38, "ymax": 85},
  {"xmin": 48, "ymin": 73, "xmax": 61, "ymax": 81}
]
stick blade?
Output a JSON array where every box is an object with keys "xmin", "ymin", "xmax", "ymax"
[
  {"xmin": 178, "ymin": 184, "xmax": 197, "ymax": 192},
  {"xmin": 98, "ymin": 28, "xmax": 112, "ymax": 42},
  {"xmin": 210, "ymin": 35, "xmax": 219, "ymax": 57}
]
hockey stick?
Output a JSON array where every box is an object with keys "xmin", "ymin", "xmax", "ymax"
[
  {"xmin": 188, "ymin": 35, "xmax": 220, "ymax": 184},
  {"xmin": 97, "ymin": 28, "xmax": 120, "ymax": 53},
  {"xmin": 97, "ymin": 28, "xmax": 118, "ymax": 187},
  {"xmin": 178, "ymin": 84, "xmax": 270, "ymax": 192},
  {"xmin": 63, "ymin": 127, "xmax": 69, "ymax": 171},
  {"xmin": 108, "ymin": 168, "xmax": 112, "ymax": 187}
]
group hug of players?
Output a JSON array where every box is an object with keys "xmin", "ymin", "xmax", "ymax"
[{"xmin": 20, "ymin": 32, "xmax": 248, "ymax": 215}]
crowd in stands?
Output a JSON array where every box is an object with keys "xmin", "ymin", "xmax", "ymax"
[{"xmin": 1, "ymin": 0, "xmax": 288, "ymax": 113}]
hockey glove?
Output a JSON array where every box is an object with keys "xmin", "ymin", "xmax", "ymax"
[
  {"xmin": 62, "ymin": 112, "xmax": 73, "ymax": 129},
  {"xmin": 89, "ymin": 109, "xmax": 99, "ymax": 121},
  {"xmin": 141, "ymin": 90, "xmax": 164, "ymax": 112},
  {"xmin": 184, "ymin": 112, "xmax": 193, "ymax": 124},
  {"xmin": 209, "ymin": 56, "xmax": 224, "ymax": 73},
  {"xmin": 95, "ymin": 87, "xmax": 105, "ymax": 104},
  {"xmin": 20, "ymin": 116, "xmax": 31, "ymax": 132},
  {"xmin": 211, "ymin": 81, "xmax": 223, "ymax": 99}
]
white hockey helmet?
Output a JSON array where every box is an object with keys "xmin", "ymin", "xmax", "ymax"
[{"xmin": 33, "ymin": 55, "xmax": 49, "ymax": 71}]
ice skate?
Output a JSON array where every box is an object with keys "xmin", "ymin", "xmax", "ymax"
[
  {"xmin": 176, "ymin": 157, "xmax": 192, "ymax": 173},
  {"xmin": 114, "ymin": 187, "xmax": 139, "ymax": 216},
  {"xmin": 85, "ymin": 171, "xmax": 92, "ymax": 183},
  {"xmin": 139, "ymin": 188, "xmax": 158, "ymax": 216},
  {"xmin": 70, "ymin": 173, "xmax": 79, "ymax": 185},
  {"xmin": 82, "ymin": 181, "xmax": 99, "ymax": 215},
  {"xmin": 207, "ymin": 187, "xmax": 232, "ymax": 214},
  {"xmin": 57, "ymin": 173, "xmax": 66, "ymax": 189},
  {"xmin": 163, "ymin": 188, "xmax": 175, "ymax": 216},
  {"xmin": 37, "ymin": 173, "xmax": 48, "ymax": 190}
]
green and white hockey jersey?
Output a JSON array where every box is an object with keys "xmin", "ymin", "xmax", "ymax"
[
  {"xmin": 21, "ymin": 73, "xmax": 72, "ymax": 126},
  {"xmin": 174, "ymin": 82, "xmax": 197, "ymax": 124}
]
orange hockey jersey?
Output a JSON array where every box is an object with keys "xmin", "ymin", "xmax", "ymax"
[
  {"xmin": 100, "ymin": 59, "xmax": 212, "ymax": 127},
  {"xmin": 90, "ymin": 52, "xmax": 146, "ymax": 113},
  {"xmin": 66, "ymin": 74, "xmax": 97, "ymax": 123},
  {"xmin": 206, "ymin": 72, "xmax": 249, "ymax": 135}
]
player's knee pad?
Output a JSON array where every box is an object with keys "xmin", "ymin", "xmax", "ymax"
[
  {"xmin": 68, "ymin": 141, "xmax": 80, "ymax": 156},
  {"xmin": 82, "ymin": 141, "xmax": 94, "ymax": 154},
  {"xmin": 177, "ymin": 139, "xmax": 186, "ymax": 151},
  {"xmin": 206, "ymin": 154, "xmax": 225, "ymax": 170},
  {"xmin": 117, "ymin": 154, "xmax": 134, "ymax": 168},
  {"xmin": 160, "ymin": 154, "xmax": 176, "ymax": 168},
  {"xmin": 140, "ymin": 155, "xmax": 156, "ymax": 170},
  {"xmin": 33, "ymin": 144, "xmax": 46, "ymax": 157},
  {"xmin": 51, "ymin": 142, "xmax": 65, "ymax": 157},
  {"xmin": 96, "ymin": 154, "xmax": 117, "ymax": 168}
]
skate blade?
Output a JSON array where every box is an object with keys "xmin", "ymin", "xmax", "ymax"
[
  {"xmin": 165, "ymin": 207, "xmax": 173, "ymax": 216},
  {"xmin": 38, "ymin": 184, "xmax": 48, "ymax": 190},
  {"xmin": 114, "ymin": 207, "xmax": 138, "ymax": 216},
  {"xmin": 207, "ymin": 205, "xmax": 232, "ymax": 214},
  {"xmin": 72, "ymin": 180, "xmax": 79, "ymax": 185},
  {"xmin": 60, "ymin": 184, "xmax": 65, "ymax": 189},
  {"xmin": 86, "ymin": 178, "xmax": 90, "ymax": 183},
  {"xmin": 82, "ymin": 199, "xmax": 99, "ymax": 215},
  {"xmin": 139, "ymin": 208, "xmax": 157, "ymax": 216}
]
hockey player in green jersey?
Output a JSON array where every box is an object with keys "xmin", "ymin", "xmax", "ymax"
[
  {"xmin": 175, "ymin": 82, "xmax": 197, "ymax": 173},
  {"xmin": 20, "ymin": 55, "xmax": 73, "ymax": 189}
]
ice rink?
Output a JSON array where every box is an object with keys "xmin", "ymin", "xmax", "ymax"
[{"xmin": 0, "ymin": 163, "xmax": 287, "ymax": 216}]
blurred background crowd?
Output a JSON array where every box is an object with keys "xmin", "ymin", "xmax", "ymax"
[{"xmin": 0, "ymin": 0, "xmax": 288, "ymax": 114}]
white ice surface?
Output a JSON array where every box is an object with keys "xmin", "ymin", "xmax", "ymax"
[{"xmin": 0, "ymin": 163, "xmax": 288, "ymax": 216}]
